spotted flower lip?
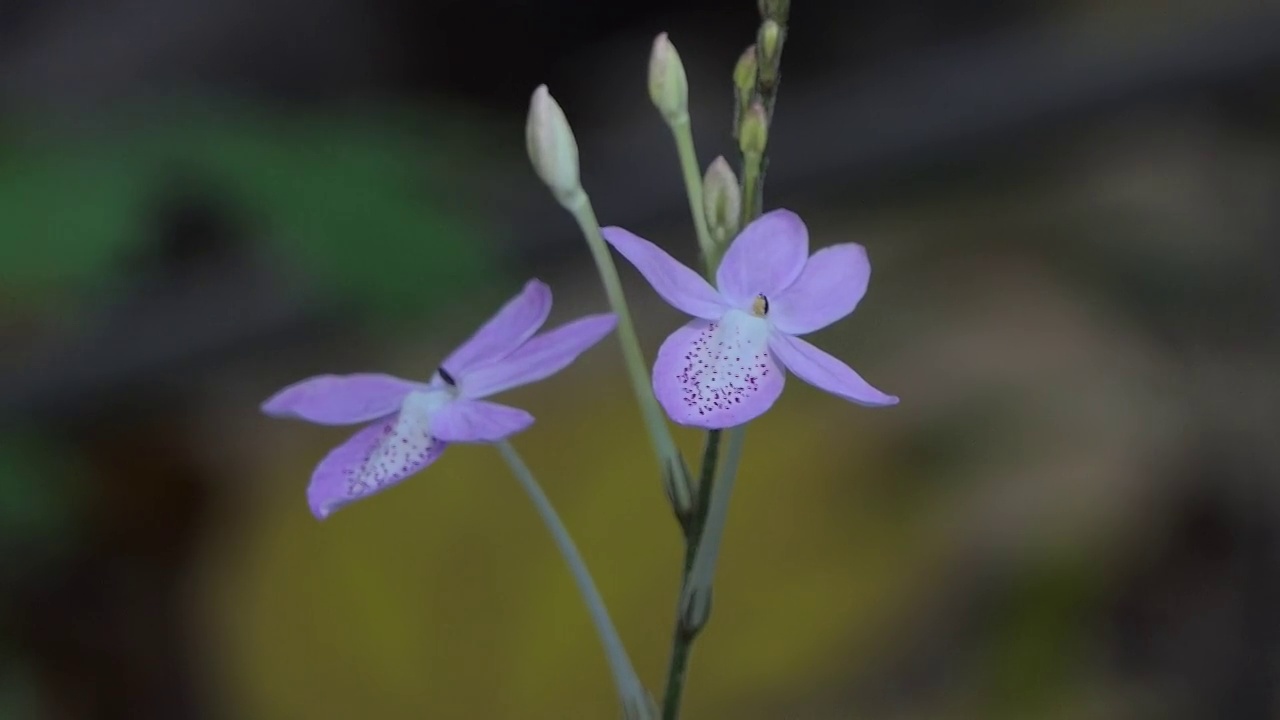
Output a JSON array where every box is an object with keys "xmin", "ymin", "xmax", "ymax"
[
  {"xmin": 260, "ymin": 279, "xmax": 617, "ymax": 519},
  {"xmin": 602, "ymin": 209, "xmax": 897, "ymax": 429}
]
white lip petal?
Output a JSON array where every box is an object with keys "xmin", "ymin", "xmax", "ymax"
[
  {"xmin": 305, "ymin": 390, "xmax": 450, "ymax": 519},
  {"xmin": 651, "ymin": 310, "xmax": 785, "ymax": 429}
]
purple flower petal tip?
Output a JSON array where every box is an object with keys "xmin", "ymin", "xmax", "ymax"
[
  {"xmin": 768, "ymin": 331, "xmax": 898, "ymax": 409},
  {"xmin": 459, "ymin": 312, "xmax": 619, "ymax": 398},
  {"xmin": 600, "ymin": 227, "xmax": 726, "ymax": 320},
  {"xmin": 260, "ymin": 373, "xmax": 418, "ymax": 426},
  {"xmin": 441, "ymin": 279, "xmax": 553, "ymax": 377}
]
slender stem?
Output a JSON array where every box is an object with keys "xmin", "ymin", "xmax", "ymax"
[
  {"xmin": 658, "ymin": 428, "xmax": 720, "ymax": 716},
  {"xmin": 496, "ymin": 441, "xmax": 652, "ymax": 720},
  {"xmin": 660, "ymin": 626, "xmax": 695, "ymax": 720},
  {"xmin": 565, "ymin": 193, "xmax": 692, "ymax": 514},
  {"xmin": 680, "ymin": 425, "xmax": 745, "ymax": 615},
  {"xmin": 688, "ymin": 430, "xmax": 721, "ymax": 566},
  {"xmin": 668, "ymin": 115, "xmax": 716, "ymax": 266},
  {"xmin": 739, "ymin": 153, "xmax": 764, "ymax": 224},
  {"xmin": 660, "ymin": 426, "xmax": 744, "ymax": 720}
]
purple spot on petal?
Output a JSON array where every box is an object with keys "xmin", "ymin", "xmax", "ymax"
[
  {"xmin": 673, "ymin": 319, "xmax": 774, "ymax": 417},
  {"xmin": 342, "ymin": 416, "xmax": 443, "ymax": 499}
]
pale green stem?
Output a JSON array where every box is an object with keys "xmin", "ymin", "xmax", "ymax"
[
  {"xmin": 739, "ymin": 152, "xmax": 764, "ymax": 226},
  {"xmin": 667, "ymin": 114, "xmax": 716, "ymax": 267},
  {"xmin": 678, "ymin": 425, "xmax": 746, "ymax": 620},
  {"xmin": 496, "ymin": 440, "xmax": 652, "ymax": 720},
  {"xmin": 563, "ymin": 192, "xmax": 692, "ymax": 513}
]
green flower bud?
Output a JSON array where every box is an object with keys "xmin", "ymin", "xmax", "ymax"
[
  {"xmin": 738, "ymin": 101, "xmax": 768, "ymax": 157},
  {"xmin": 648, "ymin": 32, "xmax": 689, "ymax": 124},
  {"xmin": 733, "ymin": 45, "xmax": 758, "ymax": 106},
  {"xmin": 702, "ymin": 156, "xmax": 741, "ymax": 246},
  {"xmin": 525, "ymin": 85, "xmax": 583, "ymax": 207},
  {"xmin": 732, "ymin": 45, "xmax": 758, "ymax": 139},
  {"xmin": 757, "ymin": 20, "xmax": 783, "ymax": 90},
  {"xmin": 758, "ymin": 0, "xmax": 790, "ymax": 23}
]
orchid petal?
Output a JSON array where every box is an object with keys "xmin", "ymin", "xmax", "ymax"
[
  {"xmin": 430, "ymin": 399, "xmax": 534, "ymax": 443},
  {"xmin": 260, "ymin": 373, "xmax": 418, "ymax": 426},
  {"xmin": 441, "ymin": 279, "xmax": 552, "ymax": 376},
  {"xmin": 306, "ymin": 400, "xmax": 446, "ymax": 519},
  {"xmin": 715, "ymin": 209, "xmax": 809, "ymax": 307},
  {"xmin": 652, "ymin": 311, "xmax": 784, "ymax": 429},
  {"xmin": 770, "ymin": 243, "xmax": 872, "ymax": 335},
  {"xmin": 460, "ymin": 313, "xmax": 618, "ymax": 399},
  {"xmin": 601, "ymin": 227, "xmax": 726, "ymax": 319},
  {"xmin": 768, "ymin": 331, "xmax": 898, "ymax": 407}
]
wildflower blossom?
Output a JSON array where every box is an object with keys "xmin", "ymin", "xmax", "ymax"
[
  {"xmin": 602, "ymin": 209, "xmax": 897, "ymax": 429},
  {"xmin": 261, "ymin": 280, "xmax": 616, "ymax": 518}
]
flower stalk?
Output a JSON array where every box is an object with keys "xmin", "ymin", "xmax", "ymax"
[
  {"xmin": 496, "ymin": 441, "xmax": 654, "ymax": 720},
  {"xmin": 526, "ymin": 85, "xmax": 695, "ymax": 525},
  {"xmin": 678, "ymin": 424, "xmax": 746, "ymax": 630},
  {"xmin": 649, "ymin": 33, "xmax": 717, "ymax": 269},
  {"xmin": 568, "ymin": 195, "xmax": 695, "ymax": 523}
]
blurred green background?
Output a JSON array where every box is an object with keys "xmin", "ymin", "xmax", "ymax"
[{"xmin": 2, "ymin": 1, "xmax": 1279, "ymax": 718}]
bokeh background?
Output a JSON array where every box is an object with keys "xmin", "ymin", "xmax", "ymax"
[{"xmin": 3, "ymin": 1, "xmax": 1279, "ymax": 718}]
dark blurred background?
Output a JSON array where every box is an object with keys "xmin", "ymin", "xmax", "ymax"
[{"xmin": 3, "ymin": 1, "xmax": 1280, "ymax": 718}]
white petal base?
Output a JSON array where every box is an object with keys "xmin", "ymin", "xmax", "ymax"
[
  {"xmin": 306, "ymin": 390, "xmax": 449, "ymax": 519},
  {"xmin": 652, "ymin": 311, "xmax": 784, "ymax": 429}
]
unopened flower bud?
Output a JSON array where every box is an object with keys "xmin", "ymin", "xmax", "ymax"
[
  {"xmin": 757, "ymin": 20, "xmax": 783, "ymax": 90},
  {"xmin": 758, "ymin": 0, "xmax": 790, "ymax": 23},
  {"xmin": 732, "ymin": 46, "xmax": 758, "ymax": 139},
  {"xmin": 733, "ymin": 45, "xmax": 758, "ymax": 106},
  {"xmin": 526, "ymin": 85, "xmax": 583, "ymax": 207},
  {"xmin": 648, "ymin": 33, "xmax": 689, "ymax": 125},
  {"xmin": 738, "ymin": 101, "xmax": 768, "ymax": 157},
  {"xmin": 702, "ymin": 157, "xmax": 741, "ymax": 246}
]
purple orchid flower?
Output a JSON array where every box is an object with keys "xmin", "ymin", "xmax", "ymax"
[
  {"xmin": 261, "ymin": 280, "xmax": 617, "ymax": 519},
  {"xmin": 602, "ymin": 209, "xmax": 897, "ymax": 429}
]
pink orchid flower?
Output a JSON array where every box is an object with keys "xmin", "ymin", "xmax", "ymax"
[
  {"xmin": 602, "ymin": 209, "xmax": 897, "ymax": 429},
  {"xmin": 262, "ymin": 280, "xmax": 616, "ymax": 518}
]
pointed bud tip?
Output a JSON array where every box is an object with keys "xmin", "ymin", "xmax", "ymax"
[
  {"xmin": 757, "ymin": 21, "xmax": 784, "ymax": 87},
  {"xmin": 759, "ymin": 20, "xmax": 782, "ymax": 56},
  {"xmin": 734, "ymin": 45, "xmax": 758, "ymax": 93},
  {"xmin": 525, "ymin": 84, "xmax": 582, "ymax": 204},
  {"xmin": 758, "ymin": 0, "xmax": 790, "ymax": 22},
  {"xmin": 707, "ymin": 155, "xmax": 734, "ymax": 176},
  {"xmin": 648, "ymin": 32, "xmax": 688, "ymax": 124},
  {"xmin": 703, "ymin": 156, "xmax": 742, "ymax": 245}
]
